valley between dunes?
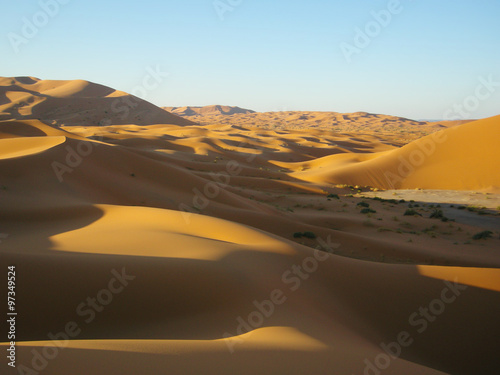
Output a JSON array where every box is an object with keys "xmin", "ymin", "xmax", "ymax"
[{"xmin": 0, "ymin": 77, "xmax": 499, "ymax": 375}]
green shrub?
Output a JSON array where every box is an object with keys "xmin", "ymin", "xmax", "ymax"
[
  {"xmin": 293, "ymin": 231, "xmax": 317, "ymax": 239},
  {"xmin": 360, "ymin": 208, "xmax": 376, "ymax": 214},
  {"xmin": 404, "ymin": 209, "xmax": 421, "ymax": 216},
  {"xmin": 430, "ymin": 209, "xmax": 444, "ymax": 219},
  {"xmin": 327, "ymin": 193, "xmax": 340, "ymax": 199},
  {"xmin": 472, "ymin": 231, "xmax": 493, "ymax": 240},
  {"xmin": 357, "ymin": 202, "xmax": 370, "ymax": 208},
  {"xmin": 303, "ymin": 231, "xmax": 317, "ymax": 239}
]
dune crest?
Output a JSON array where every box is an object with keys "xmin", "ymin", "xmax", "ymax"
[{"xmin": 0, "ymin": 135, "xmax": 66, "ymax": 160}]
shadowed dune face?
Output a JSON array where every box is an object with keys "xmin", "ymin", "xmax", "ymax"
[{"xmin": 0, "ymin": 78, "xmax": 499, "ymax": 375}]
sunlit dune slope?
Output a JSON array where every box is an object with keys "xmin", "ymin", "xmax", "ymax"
[{"xmin": 295, "ymin": 115, "xmax": 500, "ymax": 190}]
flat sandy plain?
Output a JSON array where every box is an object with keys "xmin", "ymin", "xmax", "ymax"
[{"xmin": 1, "ymin": 77, "xmax": 499, "ymax": 375}]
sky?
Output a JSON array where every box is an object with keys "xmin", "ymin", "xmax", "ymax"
[{"xmin": 1, "ymin": 0, "xmax": 499, "ymax": 120}]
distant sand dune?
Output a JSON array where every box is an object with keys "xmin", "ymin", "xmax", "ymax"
[
  {"xmin": 167, "ymin": 107, "xmax": 471, "ymax": 143},
  {"xmin": 164, "ymin": 105, "xmax": 255, "ymax": 116}
]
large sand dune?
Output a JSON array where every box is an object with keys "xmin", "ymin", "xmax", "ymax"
[
  {"xmin": 0, "ymin": 78, "xmax": 499, "ymax": 375},
  {"xmin": 0, "ymin": 77, "xmax": 194, "ymax": 127},
  {"xmin": 293, "ymin": 115, "xmax": 500, "ymax": 191}
]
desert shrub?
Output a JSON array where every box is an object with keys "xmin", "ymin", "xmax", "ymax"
[
  {"xmin": 327, "ymin": 193, "xmax": 340, "ymax": 199},
  {"xmin": 430, "ymin": 209, "xmax": 444, "ymax": 219},
  {"xmin": 404, "ymin": 209, "xmax": 421, "ymax": 216},
  {"xmin": 294, "ymin": 231, "xmax": 317, "ymax": 239},
  {"xmin": 472, "ymin": 231, "xmax": 493, "ymax": 240},
  {"xmin": 360, "ymin": 208, "xmax": 376, "ymax": 214},
  {"xmin": 303, "ymin": 231, "xmax": 317, "ymax": 239},
  {"xmin": 466, "ymin": 205, "xmax": 486, "ymax": 212},
  {"xmin": 357, "ymin": 202, "xmax": 370, "ymax": 208}
]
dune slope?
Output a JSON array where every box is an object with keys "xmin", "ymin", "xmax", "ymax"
[{"xmin": 295, "ymin": 115, "xmax": 500, "ymax": 191}]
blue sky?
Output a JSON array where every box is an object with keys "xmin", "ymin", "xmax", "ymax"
[{"xmin": 1, "ymin": 0, "xmax": 499, "ymax": 119}]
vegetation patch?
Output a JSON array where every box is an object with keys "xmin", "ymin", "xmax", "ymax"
[
  {"xmin": 293, "ymin": 231, "xmax": 317, "ymax": 239},
  {"xmin": 472, "ymin": 231, "xmax": 493, "ymax": 240},
  {"xmin": 404, "ymin": 209, "xmax": 421, "ymax": 216},
  {"xmin": 429, "ymin": 209, "xmax": 444, "ymax": 219},
  {"xmin": 357, "ymin": 201, "xmax": 370, "ymax": 208}
]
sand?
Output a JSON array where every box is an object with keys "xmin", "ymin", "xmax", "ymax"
[
  {"xmin": 174, "ymin": 107, "xmax": 472, "ymax": 143},
  {"xmin": 1, "ymin": 77, "xmax": 499, "ymax": 375},
  {"xmin": 164, "ymin": 105, "xmax": 255, "ymax": 116}
]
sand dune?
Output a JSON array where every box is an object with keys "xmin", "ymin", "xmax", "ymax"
[
  {"xmin": 170, "ymin": 108, "xmax": 471, "ymax": 143},
  {"xmin": 294, "ymin": 115, "xmax": 500, "ymax": 191},
  {"xmin": 0, "ymin": 77, "xmax": 194, "ymax": 127},
  {"xmin": 164, "ymin": 105, "xmax": 255, "ymax": 116},
  {"xmin": 0, "ymin": 78, "xmax": 499, "ymax": 375}
]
